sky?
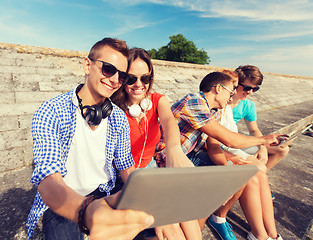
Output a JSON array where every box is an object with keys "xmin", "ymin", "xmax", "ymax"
[{"xmin": 1, "ymin": 0, "xmax": 313, "ymax": 77}]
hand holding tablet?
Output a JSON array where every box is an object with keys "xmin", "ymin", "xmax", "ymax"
[{"xmin": 115, "ymin": 165, "xmax": 258, "ymax": 228}]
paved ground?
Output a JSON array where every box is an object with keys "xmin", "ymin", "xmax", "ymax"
[
  {"xmin": 202, "ymin": 100, "xmax": 313, "ymax": 240},
  {"xmin": 0, "ymin": 101, "xmax": 312, "ymax": 240}
]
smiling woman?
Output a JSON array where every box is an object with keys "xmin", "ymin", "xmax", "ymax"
[{"xmin": 111, "ymin": 48, "xmax": 202, "ymax": 240}]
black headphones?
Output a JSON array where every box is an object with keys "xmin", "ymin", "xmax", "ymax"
[{"xmin": 75, "ymin": 84, "xmax": 113, "ymax": 126}]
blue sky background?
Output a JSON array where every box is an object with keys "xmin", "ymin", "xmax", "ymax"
[{"xmin": 1, "ymin": 0, "xmax": 313, "ymax": 77}]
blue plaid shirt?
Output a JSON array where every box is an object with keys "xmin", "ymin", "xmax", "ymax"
[{"xmin": 26, "ymin": 87, "xmax": 134, "ymax": 239}]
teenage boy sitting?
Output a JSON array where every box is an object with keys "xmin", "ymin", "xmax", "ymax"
[
  {"xmin": 155, "ymin": 71, "xmax": 283, "ymax": 240},
  {"xmin": 26, "ymin": 38, "xmax": 154, "ymax": 240},
  {"xmin": 228, "ymin": 65, "xmax": 289, "ymax": 170}
]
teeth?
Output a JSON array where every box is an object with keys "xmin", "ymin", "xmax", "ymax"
[
  {"xmin": 132, "ymin": 89, "xmax": 144, "ymax": 94},
  {"xmin": 101, "ymin": 81, "xmax": 114, "ymax": 90}
]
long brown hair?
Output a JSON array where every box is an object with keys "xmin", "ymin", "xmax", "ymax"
[{"xmin": 111, "ymin": 48, "xmax": 154, "ymax": 112}]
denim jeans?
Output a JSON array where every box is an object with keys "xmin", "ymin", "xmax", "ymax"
[
  {"xmin": 42, "ymin": 185, "xmax": 118, "ymax": 240},
  {"xmin": 42, "ymin": 209, "xmax": 84, "ymax": 240},
  {"xmin": 187, "ymin": 149, "xmax": 215, "ymax": 166}
]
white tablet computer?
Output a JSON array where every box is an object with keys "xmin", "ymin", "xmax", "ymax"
[{"xmin": 115, "ymin": 165, "xmax": 258, "ymax": 228}]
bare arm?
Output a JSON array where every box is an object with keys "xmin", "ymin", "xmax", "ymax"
[
  {"xmin": 119, "ymin": 166, "xmax": 136, "ymax": 182},
  {"xmin": 38, "ymin": 172, "xmax": 84, "ymax": 222},
  {"xmin": 199, "ymin": 119, "xmax": 280, "ymax": 149},
  {"xmin": 157, "ymin": 96, "xmax": 194, "ymax": 168},
  {"xmin": 245, "ymin": 120, "xmax": 268, "ymax": 163},
  {"xmin": 206, "ymin": 136, "xmax": 229, "ymax": 166},
  {"xmin": 246, "ymin": 120, "xmax": 263, "ymax": 137},
  {"xmin": 38, "ymin": 173, "xmax": 154, "ymax": 239}
]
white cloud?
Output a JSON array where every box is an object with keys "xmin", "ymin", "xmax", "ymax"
[
  {"xmin": 0, "ymin": 11, "xmax": 41, "ymax": 43},
  {"xmin": 207, "ymin": 0, "xmax": 313, "ymax": 22},
  {"xmin": 118, "ymin": 0, "xmax": 313, "ymax": 22},
  {"xmin": 251, "ymin": 44, "xmax": 313, "ymax": 62},
  {"xmin": 241, "ymin": 29, "xmax": 313, "ymax": 41},
  {"xmin": 248, "ymin": 44, "xmax": 313, "ymax": 76},
  {"xmin": 205, "ymin": 43, "xmax": 313, "ymax": 77}
]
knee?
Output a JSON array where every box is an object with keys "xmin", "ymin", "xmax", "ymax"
[
  {"xmin": 276, "ymin": 145, "xmax": 290, "ymax": 157},
  {"xmin": 256, "ymin": 170, "xmax": 268, "ymax": 183},
  {"xmin": 246, "ymin": 174, "xmax": 260, "ymax": 189}
]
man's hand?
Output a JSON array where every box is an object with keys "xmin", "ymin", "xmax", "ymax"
[
  {"xmin": 85, "ymin": 193, "xmax": 154, "ymax": 240},
  {"xmin": 263, "ymin": 133, "xmax": 288, "ymax": 146},
  {"xmin": 155, "ymin": 223, "xmax": 186, "ymax": 240},
  {"xmin": 166, "ymin": 146, "xmax": 194, "ymax": 168}
]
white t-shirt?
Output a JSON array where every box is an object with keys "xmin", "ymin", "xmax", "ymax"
[
  {"xmin": 220, "ymin": 104, "xmax": 251, "ymax": 159},
  {"xmin": 220, "ymin": 104, "xmax": 238, "ymax": 133},
  {"xmin": 64, "ymin": 107, "xmax": 110, "ymax": 196}
]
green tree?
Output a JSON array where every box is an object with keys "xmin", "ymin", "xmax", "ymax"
[{"xmin": 148, "ymin": 34, "xmax": 210, "ymax": 65}]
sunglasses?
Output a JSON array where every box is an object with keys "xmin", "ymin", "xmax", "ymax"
[
  {"xmin": 89, "ymin": 58, "xmax": 129, "ymax": 84},
  {"xmin": 239, "ymin": 82, "xmax": 260, "ymax": 92},
  {"xmin": 220, "ymin": 84, "xmax": 236, "ymax": 98},
  {"xmin": 127, "ymin": 73, "xmax": 152, "ymax": 85}
]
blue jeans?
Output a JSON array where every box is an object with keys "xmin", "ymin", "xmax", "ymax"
[
  {"xmin": 43, "ymin": 209, "xmax": 84, "ymax": 240},
  {"xmin": 187, "ymin": 149, "xmax": 215, "ymax": 166},
  {"xmin": 42, "ymin": 186, "xmax": 116, "ymax": 240}
]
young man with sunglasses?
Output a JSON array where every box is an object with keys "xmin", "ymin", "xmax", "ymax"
[
  {"xmin": 155, "ymin": 71, "xmax": 284, "ymax": 240},
  {"xmin": 229, "ymin": 65, "xmax": 289, "ymax": 170},
  {"xmin": 26, "ymin": 38, "xmax": 154, "ymax": 240}
]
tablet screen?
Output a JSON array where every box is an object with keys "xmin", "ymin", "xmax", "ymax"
[{"xmin": 115, "ymin": 165, "xmax": 258, "ymax": 227}]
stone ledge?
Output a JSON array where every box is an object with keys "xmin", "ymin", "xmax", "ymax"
[{"xmin": 1, "ymin": 42, "xmax": 313, "ymax": 80}]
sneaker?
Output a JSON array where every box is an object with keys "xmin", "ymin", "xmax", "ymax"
[
  {"xmin": 271, "ymin": 234, "xmax": 283, "ymax": 240},
  {"xmin": 208, "ymin": 215, "xmax": 237, "ymax": 240},
  {"xmin": 247, "ymin": 231, "xmax": 271, "ymax": 240}
]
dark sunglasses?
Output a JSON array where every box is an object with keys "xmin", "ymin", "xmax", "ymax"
[
  {"xmin": 239, "ymin": 82, "xmax": 260, "ymax": 92},
  {"xmin": 89, "ymin": 58, "xmax": 129, "ymax": 84},
  {"xmin": 127, "ymin": 73, "xmax": 152, "ymax": 85}
]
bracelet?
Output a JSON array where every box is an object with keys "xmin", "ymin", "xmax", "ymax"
[{"xmin": 78, "ymin": 195, "xmax": 99, "ymax": 235}]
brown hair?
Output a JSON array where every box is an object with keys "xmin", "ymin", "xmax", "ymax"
[
  {"xmin": 199, "ymin": 72, "xmax": 233, "ymax": 93},
  {"xmin": 235, "ymin": 65, "xmax": 263, "ymax": 85},
  {"xmin": 88, "ymin": 37, "xmax": 129, "ymax": 60},
  {"xmin": 111, "ymin": 48, "xmax": 154, "ymax": 111},
  {"xmin": 220, "ymin": 69, "xmax": 238, "ymax": 80}
]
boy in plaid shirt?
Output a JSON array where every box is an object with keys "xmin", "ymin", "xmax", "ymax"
[{"xmin": 155, "ymin": 71, "xmax": 282, "ymax": 240}]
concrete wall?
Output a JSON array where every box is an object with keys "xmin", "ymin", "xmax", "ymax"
[{"xmin": 1, "ymin": 42, "xmax": 313, "ymax": 174}]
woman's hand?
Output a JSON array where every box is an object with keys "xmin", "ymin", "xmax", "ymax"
[
  {"xmin": 227, "ymin": 155, "xmax": 251, "ymax": 165},
  {"xmin": 155, "ymin": 223, "xmax": 186, "ymax": 240},
  {"xmin": 165, "ymin": 146, "xmax": 194, "ymax": 168},
  {"xmin": 246, "ymin": 156, "xmax": 267, "ymax": 173}
]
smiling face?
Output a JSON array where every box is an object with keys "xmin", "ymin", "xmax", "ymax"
[
  {"xmin": 236, "ymin": 78, "xmax": 259, "ymax": 100},
  {"xmin": 125, "ymin": 58, "xmax": 150, "ymax": 105},
  {"xmin": 83, "ymin": 45, "xmax": 128, "ymax": 105}
]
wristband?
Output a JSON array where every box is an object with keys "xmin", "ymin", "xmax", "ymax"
[{"xmin": 78, "ymin": 195, "xmax": 99, "ymax": 235}]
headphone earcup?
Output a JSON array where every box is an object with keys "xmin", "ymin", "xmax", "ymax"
[
  {"xmin": 128, "ymin": 104, "xmax": 142, "ymax": 118},
  {"xmin": 140, "ymin": 98, "xmax": 152, "ymax": 111},
  {"xmin": 84, "ymin": 105, "xmax": 102, "ymax": 126},
  {"xmin": 101, "ymin": 98, "xmax": 113, "ymax": 119},
  {"xmin": 82, "ymin": 99, "xmax": 113, "ymax": 126}
]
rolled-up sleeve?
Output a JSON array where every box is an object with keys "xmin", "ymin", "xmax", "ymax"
[{"xmin": 31, "ymin": 102, "xmax": 67, "ymax": 186}]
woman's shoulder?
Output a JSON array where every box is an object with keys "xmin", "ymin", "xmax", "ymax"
[{"xmin": 150, "ymin": 91, "xmax": 164, "ymax": 99}]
